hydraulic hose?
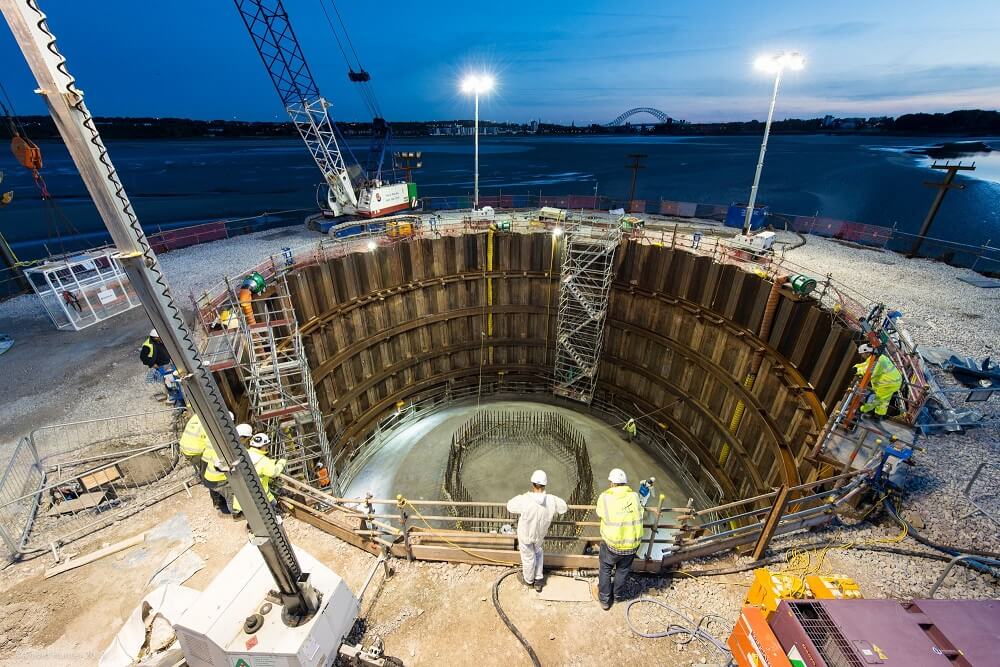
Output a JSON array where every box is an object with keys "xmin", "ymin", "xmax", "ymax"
[
  {"xmin": 493, "ymin": 569, "xmax": 541, "ymax": 667},
  {"xmin": 884, "ymin": 498, "xmax": 1000, "ymax": 560},
  {"xmin": 624, "ymin": 598, "xmax": 732, "ymax": 660}
]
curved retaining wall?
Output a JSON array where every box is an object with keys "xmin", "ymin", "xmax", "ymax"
[{"xmin": 278, "ymin": 231, "xmax": 859, "ymax": 501}]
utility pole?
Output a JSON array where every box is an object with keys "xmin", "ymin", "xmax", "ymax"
[
  {"xmin": 625, "ymin": 153, "xmax": 647, "ymax": 205},
  {"xmin": 908, "ymin": 161, "xmax": 976, "ymax": 257}
]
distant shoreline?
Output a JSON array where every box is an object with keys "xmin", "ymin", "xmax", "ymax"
[{"xmin": 10, "ymin": 109, "xmax": 1000, "ymax": 140}]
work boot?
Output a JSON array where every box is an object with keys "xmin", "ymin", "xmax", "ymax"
[
  {"xmin": 600, "ymin": 599, "xmax": 612, "ymax": 611},
  {"xmin": 533, "ymin": 579, "xmax": 543, "ymax": 593},
  {"xmin": 519, "ymin": 574, "xmax": 532, "ymax": 587}
]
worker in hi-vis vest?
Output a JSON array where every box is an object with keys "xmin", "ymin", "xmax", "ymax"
[
  {"xmin": 623, "ymin": 418, "xmax": 637, "ymax": 442},
  {"xmin": 231, "ymin": 433, "xmax": 287, "ymax": 517},
  {"xmin": 202, "ymin": 422, "xmax": 253, "ymax": 515},
  {"xmin": 178, "ymin": 410, "xmax": 232, "ymax": 481},
  {"xmin": 595, "ymin": 468, "xmax": 644, "ymax": 610},
  {"xmin": 854, "ymin": 344, "xmax": 903, "ymax": 416}
]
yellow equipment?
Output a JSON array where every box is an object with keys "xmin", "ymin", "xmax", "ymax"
[
  {"xmin": 745, "ymin": 568, "xmax": 813, "ymax": 618},
  {"xmin": 805, "ymin": 574, "xmax": 863, "ymax": 600},
  {"xmin": 385, "ymin": 219, "xmax": 415, "ymax": 239}
]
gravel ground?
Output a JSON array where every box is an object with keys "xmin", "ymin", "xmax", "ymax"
[{"xmin": 776, "ymin": 231, "xmax": 1000, "ymax": 359}]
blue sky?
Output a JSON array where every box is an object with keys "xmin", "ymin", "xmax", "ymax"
[{"xmin": 2, "ymin": 0, "xmax": 998, "ymax": 124}]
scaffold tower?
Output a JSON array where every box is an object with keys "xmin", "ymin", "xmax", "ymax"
[
  {"xmin": 552, "ymin": 219, "xmax": 622, "ymax": 403},
  {"xmin": 205, "ymin": 273, "xmax": 337, "ymax": 492}
]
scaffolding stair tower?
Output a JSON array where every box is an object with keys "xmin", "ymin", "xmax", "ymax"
[
  {"xmin": 212, "ymin": 274, "xmax": 338, "ymax": 493},
  {"xmin": 552, "ymin": 219, "xmax": 622, "ymax": 404}
]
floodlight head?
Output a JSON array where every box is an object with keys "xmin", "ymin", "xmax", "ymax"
[
  {"xmin": 367, "ymin": 240, "xmax": 377, "ymax": 251},
  {"xmin": 552, "ymin": 227, "xmax": 563, "ymax": 237},
  {"xmin": 461, "ymin": 73, "xmax": 495, "ymax": 95},
  {"xmin": 754, "ymin": 51, "xmax": 805, "ymax": 74}
]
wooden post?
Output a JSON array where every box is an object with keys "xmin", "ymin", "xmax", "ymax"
[
  {"xmin": 671, "ymin": 498, "xmax": 695, "ymax": 554},
  {"xmin": 398, "ymin": 498, "xmax": 414, "ymax": 561},
  {"xmin": 670, "ymin": 223, "xmax": 678, "ymax": 250},
  {"xmin": 644, "ymin": 493, "xmax": 666, "ymax": 560},
  {"xmin": 750, "ymin": 484, "xmax": 791, "ymax": 561}
]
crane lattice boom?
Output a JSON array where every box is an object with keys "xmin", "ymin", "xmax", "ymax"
[{"xmin": 235, "ymin": 0, "xmax": 359, "ymax": 213}]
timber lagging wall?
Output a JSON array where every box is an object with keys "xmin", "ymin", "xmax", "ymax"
[{"xmin": 281, "ymin": 232, "xmax": 858, "ymax": 501}]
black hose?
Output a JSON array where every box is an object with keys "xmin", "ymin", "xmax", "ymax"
[
  {"xmin": 885, "ymin": 498, "xmax": 1000, "ymax": 560},
  {"xmin": 493, "ymin": 569, "xmax": 541, "ymax": 667}
]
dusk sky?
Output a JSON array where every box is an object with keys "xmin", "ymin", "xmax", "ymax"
[{"xmin": 2, "ymin": 0, "xmax": 999, "ymax": 124}]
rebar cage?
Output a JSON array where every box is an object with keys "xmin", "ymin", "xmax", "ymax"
[{"xmin": 442, "ymin": 409, "xmax": 594, "ymax": 551}]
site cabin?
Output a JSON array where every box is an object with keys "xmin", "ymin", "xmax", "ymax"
[
  {"xmin": 538, "ymin": 206, "xmax": 567, "ymax": 222},
  {"xmin": 24, "ymin": 249, "xmax": 140, "ymax": 331}
]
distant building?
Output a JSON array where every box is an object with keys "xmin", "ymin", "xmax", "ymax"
[{"xmin": 822, "ymin": 115, "xmax": 835, "ymax": 128}]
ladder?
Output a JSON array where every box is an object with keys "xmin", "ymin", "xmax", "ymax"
[
  {"xmin": 552, "ymin": 219, "xmax": 622, "ymax": 404},
  {"xmin": 230, "ymin": 274, "xmax": 337, "ymax": 492}
]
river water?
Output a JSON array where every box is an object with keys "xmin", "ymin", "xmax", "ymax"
[{"xmin": 2, "ymin": 134, "xmax": 998, "ymax": 260}]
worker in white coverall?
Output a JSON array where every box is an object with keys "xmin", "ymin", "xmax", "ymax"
[{"xmin": 506, "ymin": 470, "xmax": 568, "ymax": 592}]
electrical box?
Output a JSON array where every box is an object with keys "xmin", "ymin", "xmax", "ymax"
[
  {"xmin": 728, "ymin": 605, "xmax": 792, "ymax": 667},
  {"xmin": 805, "ymin": 574, "xmax": 863, "ymax": 600},
  {"xmin": 745, "ymin": 568, "xmax": 813, "ymax": 619}
]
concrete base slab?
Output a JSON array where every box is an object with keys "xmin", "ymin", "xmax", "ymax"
[{"xmin": 538, "ymin": 576, "xmax": 594, "ymax": 602}]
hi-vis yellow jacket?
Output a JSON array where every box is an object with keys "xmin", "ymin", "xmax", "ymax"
[
  {"xmin": 596, "ymin": 485, "xmax": 644, "ymax": 553},
  {"xmin": 179, "ymin": 414, "xmax": 210, "ymax": 457}
]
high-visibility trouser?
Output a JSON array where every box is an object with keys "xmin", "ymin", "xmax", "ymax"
[{"xmin": 863, "ymin": 369, "xmax": 903, "ymax": 415}]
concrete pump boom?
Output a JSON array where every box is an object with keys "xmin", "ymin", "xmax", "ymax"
[
  {"xmin": 0, "ymin": 0, "xmax": 320, "ymax": 624},
  {"xmin": 234, "ymin": 0, "xmax": 360, "ymax": 216}
]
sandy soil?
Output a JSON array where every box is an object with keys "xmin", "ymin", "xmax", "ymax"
[{"xmin": 0, "ymin": 487, "xmax": 742, "ymax": 667}]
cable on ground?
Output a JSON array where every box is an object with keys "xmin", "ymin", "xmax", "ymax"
[
  {"xmin": 624, "ymin": 597, "xmax": 732, "ymax": 660},
  {"xmin": 493, "ymin": 569, "xmax": 541, "ymax": 667}
]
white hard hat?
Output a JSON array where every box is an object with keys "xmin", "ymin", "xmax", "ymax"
[
  {"xmin": 608, "ymin": 468, "xmax": 628, "ymax": 484},
  {"xmin": 858, "ymin": 343, "xmax": 874, "ymax": 355},
  {"xmin": 530, "ymin": 470, "xmax": 548, "ymax": 486},
  {"xmin": 250, "ymin": 433, "xmax": 270, "ymax": 447},
  {"xmin": 149, "ymin": 328, "xmax": 158, "ymax": 338},
  {"xmin": 236, "ymin": 423, "xmax": 253, "ymax": 438}
]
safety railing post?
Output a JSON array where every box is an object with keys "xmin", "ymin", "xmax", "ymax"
[
  {"xmin": 750, "ymin": 484, "xmax": 791, "ymax": 561},
  {"xmin": 644, "ymin": 493, "xmax": 666, "ymax": 561},
  {"xmin": 397, "ymin": 497, "xmax": 413, "ymax": 561},
  {"xmin": 671, "ymin": 498, "xmax": 695, "ymax": 554}
]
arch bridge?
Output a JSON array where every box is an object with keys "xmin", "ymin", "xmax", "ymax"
[{"xmin": 607, "ymin": 107, "xmax": 671, "ymax": 127}]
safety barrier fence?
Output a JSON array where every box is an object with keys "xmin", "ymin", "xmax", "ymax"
[
  {"xmin": 0, "ymin": 208, "xmax": 312, "ymax": 301},
  {"xmin": 277, "ymin": 463, "xmax": 873, "ymax": 571},
  {"xmin": 0, "ymin": 408, "xmax": 191, "ymax": 561},
  {"xmin": 420, "ymin": 192, "xmax": 1000, "ymax": 275}
]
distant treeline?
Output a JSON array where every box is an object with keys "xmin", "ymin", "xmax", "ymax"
[{"xmin": 6, "ymin": 109, "xmax": 999, "ymax": 140}]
